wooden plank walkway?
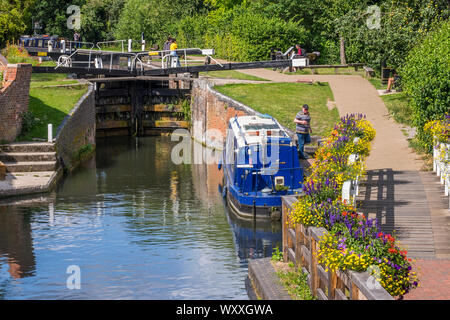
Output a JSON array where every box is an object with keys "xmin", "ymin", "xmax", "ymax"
[
  {"xmin": 418, "ymin": 171, "xmax": 450, "ymax": 259},
  {"xmin": 357, "ymin": 170, "xmax": 436, "ymax": 259}
]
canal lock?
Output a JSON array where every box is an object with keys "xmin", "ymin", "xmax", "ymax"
[{"xmin": 94, "ymin": 77, "xmax": 192, "ymax": 138}]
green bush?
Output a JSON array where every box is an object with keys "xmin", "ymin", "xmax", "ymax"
[
  {"xmin": 400, "ymin": 19, "xmax": 450, "ymax": 152},
  {"xmin": 20, "ymin": 111, "xmax": 40, "ymax": 135}
]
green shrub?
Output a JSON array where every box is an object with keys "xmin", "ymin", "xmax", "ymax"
[
  {"xmin": 20, "ymin": 111, "xmax": 40, "ymax": 135},
  {"xmin": 400, "ymin": 19, "xmax": 450, "ymax": 152}
]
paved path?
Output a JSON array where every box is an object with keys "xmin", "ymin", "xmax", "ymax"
[{"xmin": 229, "ymin": 67, "xmax": 450, "ymax": 300}]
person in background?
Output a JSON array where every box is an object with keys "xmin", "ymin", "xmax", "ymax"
[
  {"xmin": 295, "ymin": 44, "xmax": 305, "ymax": 56},
  {"xmin": 170, "ymin": 38, "xmax": 181, "ymax": 67},
  {"xmin": 163, "ymin": 36, "xmax": 172, "ymax": 68},
  {"xmin": 384, "ymin": 69, "xmax": 402, "ymax": 93},
  {"xmin": 294, "ymin": 104, "xmax": 313, "ymax": 159},
  {"xmin": 73, "ymin": 31, "xmax": 80, "ymax": 48},
  {"xmin": 163, "ymin": 36, "xmax": 172, "ymax": 52}
]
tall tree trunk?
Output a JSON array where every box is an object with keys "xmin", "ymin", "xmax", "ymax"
[{"xmin": 340, "ymin": 36, "xmax": 346, "ymax": 65}]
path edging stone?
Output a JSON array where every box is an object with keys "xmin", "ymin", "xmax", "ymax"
[{"xmin": 247, "ymin": 257, "xmax": 291, "ymax": 300}]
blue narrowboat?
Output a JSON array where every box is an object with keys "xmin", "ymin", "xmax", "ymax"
[{"xmin": 219, "ymin": 115, "xmax": 304, "ymax": 220}]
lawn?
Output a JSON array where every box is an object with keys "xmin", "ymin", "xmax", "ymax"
[
  {"xmin": 200, "ymin": 70, "xmax": 268, "ymax": 81},
  {"xmin": 214, "ymin": 82, "xmax": 339, "ymax": 137},
  {"xmin": 30, "ymin": 72, "xmax": 78, "ymax": 88},
  {"xmin": 18, "ymin": 73, "xmax": 88, "ymax": 141}
]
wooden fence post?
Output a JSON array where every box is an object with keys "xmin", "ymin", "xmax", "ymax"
[
  {"xmin": 282, "ymin": 203, "xmax": 289, "ymax": 263},
  {"xmin": 309, "ymin": 232, "xmax": 319, "ymax": 296}
]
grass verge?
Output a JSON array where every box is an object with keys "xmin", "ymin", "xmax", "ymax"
[
  {"xmin": 214, "ymin": 82, "xmax": 339, "ymax": 137},
  {"xmin": 380, "ymin": 92, "xmax": 412, "ymax": 126},
  {"xmin": 201, "ymin": 70, "xmax": 268, "ymax": 81},
  {"xmin": 285, "ymin": 67, "xmax": 365, "ymax": 76},
  {"xmin": 368, "ymin": 78, "xmax": 388, "ymax": 90},
  {"xmin": 18, "ymin": 85, "xmax": 88, "ymax": 141}
]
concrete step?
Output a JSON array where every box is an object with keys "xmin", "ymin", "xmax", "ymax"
[
  {"xmin": 4, "ymin": 161, "xmax": 58, "ymax": 173},
  {"xmin": 0, "ymin": 142, "xmax": 55, "ymax": 153},
  {"xmin": 0, "ymin": 152, "xmax": 56, "ymax": 162}
]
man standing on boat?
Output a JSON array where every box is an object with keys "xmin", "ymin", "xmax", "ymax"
[{"xmin": 294, "ymin": 104, "xmax": 312, "ymax": 159}]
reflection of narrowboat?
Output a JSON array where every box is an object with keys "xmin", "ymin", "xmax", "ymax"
[{"xmin": 219, "ymin": 115, "xmax": 303, "ymax": 220}]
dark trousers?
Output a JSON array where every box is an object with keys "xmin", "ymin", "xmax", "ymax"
[{"xmin": 297, "ymin": 133, "xmax": 311, "ymax": 159}]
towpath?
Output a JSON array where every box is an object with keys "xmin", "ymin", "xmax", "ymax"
[{"xmin": 219, "ymin": 66, "xmax": 450, "ymax": 300}]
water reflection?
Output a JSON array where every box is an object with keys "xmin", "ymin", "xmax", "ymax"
[
  {"xmin": 0, "ymin": 206, "xmax": 36, "ymax": 279},
  {"xmin": 0, "ymin": 136, "xmax": 281, "ymax": 299}
]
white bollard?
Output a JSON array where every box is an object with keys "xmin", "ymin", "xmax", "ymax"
[
  {"xmin": 60, "ymin": 40, "xmax": 66, "ymax": 53},
  {"xmin": 141, "ymin": 40, "xmax": 146, "ymax": 52},
  {"xmin": 48, "ymin": 124, "xmax": 53, "ymax": 142},
  {"xmin": 128, "ymin": 39, "xmax": 132, "ymax": 53}
]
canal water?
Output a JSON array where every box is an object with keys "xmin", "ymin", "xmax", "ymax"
[{"xmin": 0, "ymin": 136, "xmax": 281, "ymax": 299}]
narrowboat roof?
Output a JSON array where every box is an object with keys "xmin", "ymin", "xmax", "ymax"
[{"xmin": 229, "ymin": 115, "xmax": 290, "ymax": 147}]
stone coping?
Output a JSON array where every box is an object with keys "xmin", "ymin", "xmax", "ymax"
[
  {"xmin": 248, "ymin": 257, "xmax": 292, "ymax": 300},
  {"xmin": 0, "ymin": 168, "xmax": 62, "ymax": 198}
]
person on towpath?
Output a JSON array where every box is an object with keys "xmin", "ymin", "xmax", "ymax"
[{"xmin": 294, "ymin": 104, "xmax": 313, "ymax": 159}]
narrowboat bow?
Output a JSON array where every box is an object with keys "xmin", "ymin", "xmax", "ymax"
[{"xmin": 219, "ymin": 115, "xmax": 303, "ymax": 220}]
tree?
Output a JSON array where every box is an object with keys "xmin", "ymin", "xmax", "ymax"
[
  {"xmin": 336, "ymin": 0, "xmax": 449, "ymax": 69},
  {"xmin": 31, "ymin": 0, "xmax": 86, "ymax": 38},
  {"xmin": 114, "ymin": 0, "xmax": 207, "ymax": 47},
  {"xmin": 80, "ymin": 0, "xmax": 125, "ymax": 42},
  {"xmin": 0, "ymin": 0, "xmax": 35, "ymax": 46}
]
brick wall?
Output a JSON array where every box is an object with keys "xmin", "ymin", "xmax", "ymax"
[
  {"xmin": 191, "ymin": 79, "xmax": 261, "ymax": 149},
  {"xmin": 0, "ymin": 63, "xmax": 32, "ymax": 142},
  {"xmin": 55, "ymin": 84, "xmax": 96, "ymax": 171}
]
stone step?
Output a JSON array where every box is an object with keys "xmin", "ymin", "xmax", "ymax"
[
  {"xmin": 0, "ymin": 142, "xmax": 55, "ymax": 153},
  {"xmin": 0, "ymin": 152, "xmax": 56, "ymax": 162},
  {"xmin": 4, "ymin": 161, "xmax": 58, "ymax": 173}
]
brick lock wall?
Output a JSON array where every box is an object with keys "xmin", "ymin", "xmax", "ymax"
[
  {"xmin": 55, "ymin": 84, "xmax": 96, "ymax": 171},
  {"xmin": 191, "ymin": 79, "xmax": 260, "ymax": 149},
  {"xmin": 0, "ymin": 63, "xmax": 32, "ymax": 142}
]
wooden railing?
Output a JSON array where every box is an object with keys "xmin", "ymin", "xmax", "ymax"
[
  {"xmin": 432, "ymin": 138, "xmax": 450, "ymax": 209},
  {"xmin": 282, "ymin": 196, "xmax": 394, "ymax": 300}
]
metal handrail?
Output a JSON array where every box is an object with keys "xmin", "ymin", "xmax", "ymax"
[
  {"xmin": 67, "ymin": 41, "xmax": 95, "ymax": 52},
  {"xmin": 96, "ymin": 40, "xmax": 127, "ymax": 52}
]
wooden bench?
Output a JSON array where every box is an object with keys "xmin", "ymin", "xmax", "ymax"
[
  {"xmin": 363, "ymin": 66, "xmax": 375, "ymax": 78},
  {"xmin": 0, "ymin": 160, "xmax": 6, "ymax": 181}
]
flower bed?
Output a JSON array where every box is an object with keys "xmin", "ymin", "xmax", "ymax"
[
  {"xmin": 288, "ymin": 114, "xmax": 418, "ymax": 298},
  {"xmin": 424, "ymin": 115, "xmax": 450, "ymax": 145}
]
